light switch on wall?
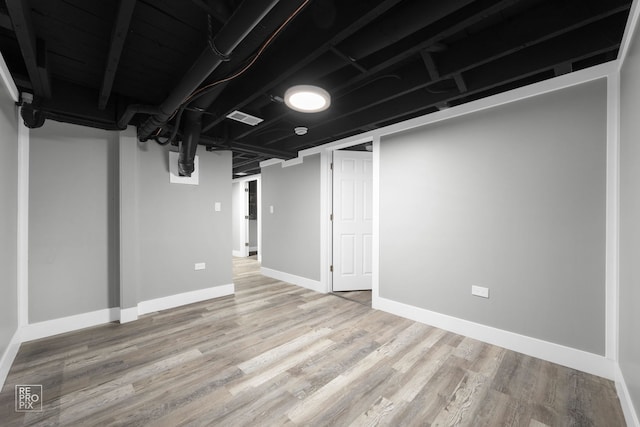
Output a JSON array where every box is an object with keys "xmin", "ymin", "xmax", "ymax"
[
  {"xmin": 214, "ymin": 202, "xmax": 221, "ymax": 212},
  {"xmin": 270, "ymin": 205, "xmax": 274, "ymax": 214}
]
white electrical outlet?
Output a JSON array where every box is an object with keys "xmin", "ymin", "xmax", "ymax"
[
  {"xmin": 214, "ymin": 202, "xmax": 221, "ymax": 212},
  {"xmin": 472, "ymin": 285, "xmax": 489, "ymax": 298},
  {"xmin": 269, "ymin": 205, "xmax": 274, "ymax": 214},
  {"xmin": 194, "ymin": 263, "xmax": 206, "ymax": 271}
]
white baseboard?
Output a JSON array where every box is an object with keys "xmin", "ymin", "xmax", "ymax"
[
  {"xmin": 119, "ymin": 307, "xmax": 139, "ymax": 324},
  {"xmin": 374, "ymin": 296, "xmax": 615, "ymax": 380},
  {"xmin": 261, "ymin": 267, "xmax": 326, "ymax": 293},
  {"xmin": 0, "ymin": 329, "xmax": 22, "ymax": 391},
  {"xmin": 22, "ymin": 308, "xmax": 120, "ymax": 343},
  {"xmin": 137, "ymin": 284, "xmax": 235, "ymax": 316},
  {"xmin": 17, "ymin": 286, "xmax": 234, "ymax": 342},
  {"xmin": 616, "ymin": 364, "xmax": 640, "ymax": 427}
]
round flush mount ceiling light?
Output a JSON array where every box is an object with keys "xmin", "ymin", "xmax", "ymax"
[{"xmin": 284, "ymin": 85, "xmax": 331, "ymax": 113}]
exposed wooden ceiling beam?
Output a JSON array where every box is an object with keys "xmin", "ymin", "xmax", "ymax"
[
  {"xmin": 225, "ymin": 0, "xmax": 521, "ymax": 142},
  {"xmin": 0, "ymin": 11, "xmax": 13, "ymax": 30},
  {"xmin": 280, "ymin": 24, "xmax": 622, "ymax": 152},
  {"xmin": 232, "ymin": 141, "xmax": 296, "ymax": 159},
  {"xmin": 336, "ymin": 0, "xmax": 476, "ymax": 61},
  {"xmin": 6, "ymin": 0, "xmax": 51, "ymax": 98},
  {"xmin": 420, "ymin": 51, "xmax": 440, "ymax": 81},
  {"xmin": 233, "ymin": 157, "xmax": 266, "ymax": 170},
  {"xmin": 454, "ymin": 73, "xmax": 467, "ymax": 93},
  {"xmin": 330, "ymin": 47, "xmax": 367, "ymax": 73},
  {"xmin": 98, "ymin": 0, "xmax": 136, "ymax": 110},
  {"xmin": 436, "ymin": 0, "xmax": 630, "ymax": 77},
  {"xmin": 234, "ymin": 2, "xmax": 629, "ymax": 147},
  {"xmin": 200, "ymin": 0, "xmax": 405, "ymax": 133},
  {"xmin": 190, "ymin": 0, "xmax": 230, "ymax": 24},
  {"xmin": 38, "ymin": 78, "xmax": 120, "ymax": 129},
  {"xmin": 199, "ymin": 135, "xmax": 296, "ymax": 159},
  {"xmin": 332, "ymin": 0, "xmax": 522, "ymax": 96},
  {"xmin": 554, "ymin": 63, "xmax": 573, "ymax": 76},
  {"xmin": 234, "ymin": 163, "xmax": 262, "ymax": 175}
]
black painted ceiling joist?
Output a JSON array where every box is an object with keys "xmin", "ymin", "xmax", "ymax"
[
  {"xmin": 0, "ymin": 0, "xmax": 632, "ymax": 176},
  {"xmin": 331, "ymin": 0, "xmax": 524, "ymax": 97},
  {"xmin": 234, "ymin": 157, "xmax": 267, "ymax": 171},
  {"xmin": 214, "ymin": 0, "xmax": 525, "ymax": 143},
  {"xmin": 230, "ymin": 3, "xmax": 629, "ymax": 149},
  {"xmin": 330, "ymin": 46, "xmax": 367, "ymax": 73},
  {"xmin": 200, "ymin": 136, "xmax": 295, "ymax": 160},
  {"xmin": 231, "ymin": 141, "xmax": 295, "ymax": 159},
  {"xmin": 200, "ymin": 0, "xmax": 406, "ymax": 133},
  {"xmin": 435, "ymin": 0, "xmax": 631, "ymax": 76},
  {"xmin": 336, "ymin": 0, "xmax": 476, "ymax": 62},
  {"xmin": 6, "ymin": 0, "xmax": 51, "ymax": 98},
  {"xmin": 279, "ymin": 26, "xmax": 622, "ymax": 152},
  {"xmin": 0, "ymin": 11, "xmax": 12, "ymax": 31},
  {"xmin": 190, "ymin": 0, "xmax": 230, "ymax": 24},
  {"xmin": 233, "ymin": 163, "xmax": 264, "ymax": 175},
  {"xmin": 554, "ymin": 63, "xmax": 573, "ymax": 76},
  {"xmin": 454, "ymin": 74, "xmax": 468, "ymax": 93},
  {"xmin": 420, "ymin": 51, "xmax": 440, "ymax": 81},
  {"xmin": 98, "ymin": 0, "xmax": 136, "ymax": 110}
]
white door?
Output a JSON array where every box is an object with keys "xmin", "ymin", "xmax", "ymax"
[
  {"xmin": 243, "ymin": 181, "xmax": 250, "ymax": 257},
  {"xmin": 332, "ymin": 150, "xmax": 373, "ymax": 291}
]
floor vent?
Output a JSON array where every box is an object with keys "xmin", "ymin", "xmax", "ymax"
[{"xmin": 226, "ymin": 110, "xmax": 263, "ymax": 126}]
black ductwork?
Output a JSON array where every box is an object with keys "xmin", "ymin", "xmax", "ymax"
[
  {"xmin": 117, "ymin": 104, "xmax": 160, "ymax": 130},
  {"xmin": 128, "ymin": 0, "xmax": 281, "ymax": 177},
  {"xmin": 20, "ymin": 103, "xmax": 46, "ymax": 129},
  {"xmin": 134, "ymin": 0, "xmax": 281, "ymax": 141},
  {"xmin": 179, "ymin": 111, "xmax": 203, "ymax": 176},
  {"xmin": 175, "ymin": 83, "xmax": 229, "ymax": 176}
]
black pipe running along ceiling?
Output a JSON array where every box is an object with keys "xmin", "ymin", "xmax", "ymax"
[{"xmin": 0, "ymin": 0, "xmax": 632, "ymax": 176}]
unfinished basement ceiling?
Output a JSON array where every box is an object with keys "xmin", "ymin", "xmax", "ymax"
[{"xmin": 0, "ymin": 0, "xmax": 631, "ymax": 176}]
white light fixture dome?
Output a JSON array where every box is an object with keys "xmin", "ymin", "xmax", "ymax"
[{"xmin": 284, "ymin": 85, "xmax": 331, "ymax": 113}]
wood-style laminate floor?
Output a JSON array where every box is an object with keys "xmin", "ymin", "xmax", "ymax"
[
  {"xmin": 331, "ymin": 290, "xmax": 372, "ymax": 306},
  {"xmin": 0, "ymin": 257, "xmax": 626, "ymax": 426}
]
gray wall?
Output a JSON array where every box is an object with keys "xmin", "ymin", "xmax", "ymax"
[
  {"xmin": 620, "ymin": 20, "xmax": 640, "ymax": 417},
  {"xmin": 262, "ymin": 155, "xmax": 321, "ymax": 280},
  {"xmin": 136, "ymin": 142, "xmax": 232, "ymax": 301},
  {"xmin": 379, "ymin": 79, "xmax": 607, "ymax": 354},
  {"xmin": 29, "ymin": 121, "xmax": 119, "ymax": 322},
  {"xmin": 0, "ymin": 84, "xmax": 18, "ymax": 354}
]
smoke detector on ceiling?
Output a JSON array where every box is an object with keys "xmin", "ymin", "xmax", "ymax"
[{"xmin": 226, "ymin": 110, "xmax": 264, "ymax": 126}]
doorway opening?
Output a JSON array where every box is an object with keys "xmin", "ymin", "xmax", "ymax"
[
  {"xmin": 330, "ymin": 142, "xmax": 373, "ymax": 306},
  {"xmin": 247, "ymin": 180, "xmax": 258, "ymax": 257},
  {"xmin": 232, "ymin": 175, "xmax": 261, "ymax": 260}
]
